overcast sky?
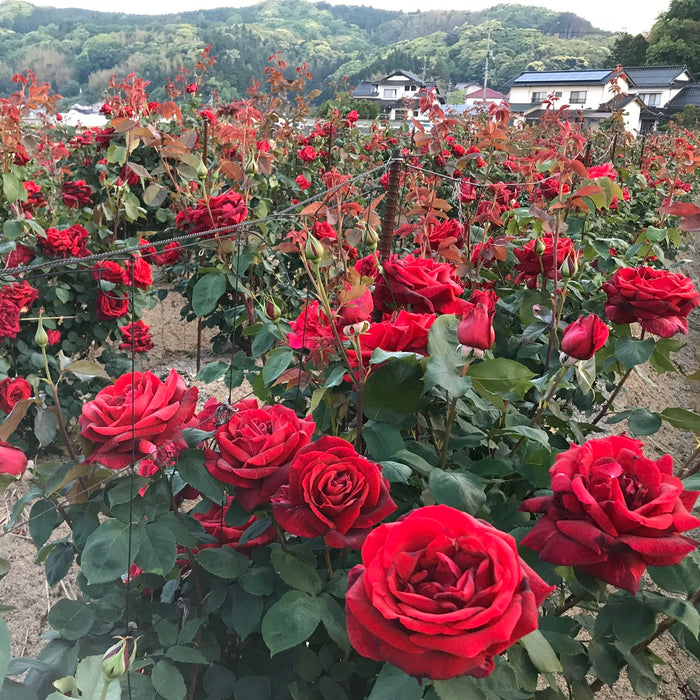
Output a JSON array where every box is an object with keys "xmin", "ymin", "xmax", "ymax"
[{"xmin": 27, "ymin": 0, "xmax": 670, "ymax": 35}]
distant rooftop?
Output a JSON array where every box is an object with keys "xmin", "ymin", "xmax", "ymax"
[
  {"xmin": 667, "ymin": 84, "xmax": 700, "ymax": 109},
  {"xmin": 624, "ymin": 65, "xmax": 691, "ymax": 87},
  {"xmin": 511, "ymin": 70, "xmax": 618, "ymax": 86},
  {"xmin": 465, "ymin": 86, "xmax": 507, "ymax": 100}
]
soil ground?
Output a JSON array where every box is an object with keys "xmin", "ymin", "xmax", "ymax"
[{"xmin": 0, "ymin": 238, "xmax": 698, "ymax": 696}]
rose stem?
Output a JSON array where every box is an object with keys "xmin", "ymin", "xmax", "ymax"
[
  {"xmin": 678, "ymin": 442, "xmax": 700, "ymax": 479},
  {"xmin": 590, "ymin": 366, "xmax": 633, "ymax": 426},
  {"xmin": 322, "ymin": 537, "xmax": 333, "ymax": 579},
  {"xmin": 439, "ymin": 361, "xmax": 470, "ymax": 469}
]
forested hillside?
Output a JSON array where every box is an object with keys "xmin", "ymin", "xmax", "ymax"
[{"xmin": 0, "ymin": 0, "xmax": 615, "ymax": 103}]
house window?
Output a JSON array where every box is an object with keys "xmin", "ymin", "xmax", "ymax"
[
  {"xmin": 639, "ymin": 92, "xmax": 661, "ymax": 106},
  {"xmin": 383, "ymin": 88, "xmax": 397, "ymax": 99},
  {"xmin": 569, "ymin": 91, "xmax": 587, "ymax": 104},
  {"xmin": 531, "ymin": 91, "xmax": 547, "ymax": 103}
]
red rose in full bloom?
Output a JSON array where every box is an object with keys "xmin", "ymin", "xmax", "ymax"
[
  {"xmin": 346, "ymin": 109, "xmax": 359, "ymax": 123},
  {"xmin": 5, "ymin": 244, "xmax": 34, "ymax": 269},
  {"xmin": 272, "ymin": 436, "xmax": 396, "ymax": 548},
  {"xmin": 587, "ymin": 162, "xmax": 617, "ymax": 180},
  {"xmin": 287, "ymin": 301, "xmax": 336, "ymax": 366},
  {"xmin": 0, "ymin": 299, "xmax": 20, "ymax": 339},
  {"xmin": 0, "ymin": 377, "xmax": 32, "ymax": 413},
  {"xmin": 457, "ymin": 289, "xmax": 497, "ymax": 353},
  {"xmin": 520, "ymin": 435, "xmax": 700, "ymax": 593},
  {"xmin": 602, "ymin": 266, "xmax": 700, "ymax": 337},
  {"xmin": 79, "ymin": 369, "xmax": 198, "ymax": 470},
  {"xmin": 560, "ymin": 314, "xmax": 609, "ymax": 361},
  {"xmin": 186, "ymin": 83, "xmax": 198, "ymax": 93},
  {"xmin": 0, "ymin": 441, "xmax": 28, "ymax": 477},
  {"xmin": 193, "ymin": 498, "xmax": 276, "ymax": 556},
  {"xmin": 514, "ymin": 235, "xmax": 580, "ymax": 288},
  {"xmin": 337, "ymin": 286, "xmax": 373, "ymax": 328},
  {"xmin": 295, "ymin": 174, "xmax": 311, "ymax": 190},
  {"xmin": 47, "ymin": 329, "xmax": 61, "ymax": 346},
  {"xmin": 346, "ymin": 505, "xmax": 555, "ymax": 680},
  {"xmin": 119, "ymin": 321, "xmax": 154, "ymax": 353},
  {"xmin": 175, "ymin": 192, "xmax": 248, "ymax": 237},
  {"xmin": 0, "ymin": 280, "xmax": 38, "ymax": 313},
  {"xmin": 95, "ymin": 292, "xmax": 129, "ymax": 321},
  {"xmin": 61, "ymin": 180, "xmax": 93, "ymax": 208},
  {"xmin": 92, "ymin": 261, "xmax": 128, "ymax": 286},
  {"xmin": 39, "ymin": 225, "xmax": 91, "ymax": 258},
  {"xmin": 207, "ymin": 398, "xmax": 315, "ymax": 512},
  {"xmin": 427, "ymin": 218, "xmax": 465, "ymax": 251},
  {"xmin": 367, "ymin": 254, "xmax": 468, "ymax": 315},
  {"xmin": 125, "ymin": 257, "xmax": 153, "ymax": 289},
  {"xmin": 153, "ymin": 242, "xmax": 182, "ymax": 266},
  {"xmin": 297, "ymin": 145, "xmax": 317, "ymax": 162}
]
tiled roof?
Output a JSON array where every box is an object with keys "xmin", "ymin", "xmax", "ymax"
[
  {"xmin": 465, "ymin": 86, "xmax": 507, "ymax": 100},
  {"xmin": 352, "ymin": 82, "xmax": 377, "ymax": 97},
  {"xmin": 666, "ymin": 84, "xmax": 700, "ymax": 109},
  {"xmin": 624, "ymin": 65, "xmax": 690, "ymax": 87},
  {"xmin": 510, "ymin": 70, "xmax": 615, "ymax": 86}
]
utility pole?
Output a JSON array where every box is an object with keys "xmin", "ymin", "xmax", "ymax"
[{"xmin": 483, "ymin": 26, "xmax": 492, "ymax": 100}]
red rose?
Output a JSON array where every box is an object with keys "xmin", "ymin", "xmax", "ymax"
[
  {"xmin": 79, "ymin": 369, "xmax": 198, "ymax": 470},
  {"xmin": 0, "ymin": 300, "xmax": 20, "ymax": 339},
  {"xmin": 207, "ymin": 398, "xmax": 315, "ymax": 511},
  {"xmin": 0, "ymin": 441, "xmax": 28, "ymax": 477},
  {"xmin": 520, "ymin": 435, "xmax": 700, "ymax": 593},
  {"xmin": 337, "ymin": 286, "xmax": 373, "ymax": 328},
  {"xmin": 0, "ymin": 280, "xmax": 38, "ymax": 313},
  {"xmin": 92, "ymin": 261, "xmax": 128, "ymax": 286},
  {"xmin": 602, "ymin": 266, "xmax": 699, "ymax": 337},
  {"xmin": 560, "ymin": 314, "xmax": 609, "ymax": 361},
  {"xmin": 369, "ymin": 254, "xmax": 468, "ymax": 315},
  {"xmin": 61, "ymin": 180, "xmax": 93, "ymax": 208},
  {"xmin": 428, "ymin": 218, "xmax": 465, "ymax": 251},
  {"xmin": 346, "ymin": 505, "xmax": 555, "ymax": 680},
  {"xmin": 5, "ymin": 244, "xmax": 34, "ymax": 269},
  {"xmin": 346, "ymin": 109, "xmax": 359, "ymax": 123},
  {"xmin": 13, "ymin": 144, "xmax": 30, "ymax": 166},
  {"xmin": 295, "ymin": 174, "xmax": 311, "ymax": 190},
  {"xmin": 297, "ymin": 145, "xmax": 317, "ymax": 162},
  {"xmin": 153, "ymin": 242, "xmax": 182, "ymax": 266},
  {"xmin": 0, "ymin": 377, "xmax": 32, "ymax": 413},
  {"xmin": 186, "ymin": 83, "xmax": 198, "ymax": 93},
  {"xmin": 47, "ymin": 329, "xmax": 61, "ymax": 346},
  {"xmin": 175, "ymin": 192, "xmax": 248, "ymax": 237},
  {"xmin": 457, "ymin": 289, "xmax": 497, "ymax": 353},
  {"xmin": 587, "ymin": 162, "xmax": 617, "ymax": 180},
  {"xmin": 40, "ymin": 225, "xmax": 91, "ymax": 258},
  {"xmin": 287, "ymin": 301, "xmax": 336, "ymax": 366},
  {"xmin": 193, "ymin": 498, "xmax": 276, "ymax": 556},
  {"xmin": 199, "ymin": 109, "xmax": 217, "ymax": 123},
  {"xmin": 514, "ymin": 235, "xmax": 580, "ymax": 288},
  {"xmin": 118, "ymin": 164, "xmax": 140, "ymax": 187},
  {"xmin": 125, "ymin": 257, "xmax": 153, "ymax": 289},
  {"xmin": 271, "ymin": 436, "xmax": 396, "ymax": 548},
  {"xmin": 95, "ymin": 292, "xmax": 129, "ymax": 321},
  {"xmin": 119, "ymin": 321, "xmax": 154, "ymax": 353}
]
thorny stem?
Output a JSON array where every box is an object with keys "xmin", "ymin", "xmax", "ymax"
[
  {"xmin": 41, "ymin": 345, "xmax": 78, "ymax": 462},
  {"xmin": 591, "ymin": 367, "xmax": 633, "ymax": 426},
  {"xmin": 678, "ymin": 442, "xmax": 700, "ymax": 479},
  {"xmin": 439, "ymin": 361, "xmax": 470, "ymax": 468},
  {"xmin": 322, "ymin": 537, "xmax": 333, "ymax": 579}
]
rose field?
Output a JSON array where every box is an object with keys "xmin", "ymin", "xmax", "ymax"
[{"xmin": 0, "ymin": 53, "xmax": 699, "ymax": 699}]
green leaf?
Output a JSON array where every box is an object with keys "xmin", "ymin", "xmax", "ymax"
[
  {"xmin": 251, "ymin": 325, "xmax": 276, "ymax": 357},
  {"xmin": 29, "ymin": 499, "xmax": 57, "ymax": 549},
  {"xmin": 612, "ymin": 600, "xmax": 656, "ymax": 650},
  {"xmin": 234, "ymin": 676, "xmax": 271, "ymax": 700},
  {"xmin": 468, "ymin": 358, "xmax": 534, "ymax": 400},
  {"xmin": 151, "ymin": 659, "xmax": 186, "ymax": 700},
  {"xmin": 64, "ymin": 360, "xmax": 110, "ymax": 381},
  {"xmin": 0, "ymin": 616, "xmax": 10, "ymax": 688},
  {"xmin": 363, "ymin": 356, "xmax": 424, "ymax": 419},
  {"xmin": 428, "ymin": 469, "xmax": 486, "ymax": 515},
  {"xmin": 433, "ymin": 677, "xmax": 486, "ymax": 700},
  {"xmin": 47, "ymin": 599, "xmax": 95, "ymax": 641},
  {"xmin": 143, "ymin": 183, "xmax": 168, "ymax": 207},
  {"xmin": 270, "ymin": 548, "xmax": 322, "ymax": 595},
  {"xmin": 2, "ymin": 173, "xmax": 25, "ymax": 202},
  {"xmin": 34, "ymin": 408, "xmax": 57, "ymax": 448},
  {"xmin": 203, "ymin": 665, "xmax": 237, "ymax": 699},
  {"xmin": 650, "ymin": 337, "xmax": 683, "ymax": 374},
  {"xmin": 319, "ymin": 593, "xmax": 350, "ymax": 655},
  {"xmin": 261, "ymin": 591, "xmax": 322, "ymax": 656},
  {"xmin": 614, "ymin": 337, "xmax": 655, "ymax": 369},
  {"xmin": 425, "ymin": 314, "xmax": 470, "ymax": 398},
  {"xmin": 262, "ymin": 348, "xmax": 293, "ymax": 385},
  {"xmin": 627, "ymin": 409, "xmax": 662, "ymax": 437},
  {"xmin": 196, "ymin": 361, "xmax": 229, "ymax": 383},
  {"xmin": 82, "ymin": 520, "xmax": 135, "ymax": 585},
  {"xmin": 367, "ymin": 664, "xmax": 421, "ymax": 700},
  {"xmin": 226, "ymin": 585, "xmax": 263, "ymax": 640},
  {"xmin": 588, "ymin": 640, "xmax": 622, "ymax": 686},
  {"xmin": 519, "ymin": 630, "xmax": 562, "ymax": 673},
  {"xmin": 196, "ymin": 546, "xmax": 250, "ymax": 579},
  {"xmin": 192, "ymin": 273, "xmax": 227, "ymax": 317},
  {"xmin": 45, "ymin": 542, "xmax": 74, "ymax": 587},
  {"xmin": 648, "ymin": 550, "xmax": 700, "ymax": 595},
  {"xmin": 166, "ymin": 646, "xmax": 207, "ymax": 664},
  {"xmin": 379, "ymin": 460, "xmax": 412, "ymax": 483},
  {"xmin": 133, "ymin": 521, "xmax": 177, "ymax": 576},
  {"xmin": 238, "ymin": 516, "xmax": 272, "ymax": 546},
  {"xmin": 175, "ymin": 449, "xmax": 226, "ymax": 505},
  {"xmin": 661, "ymin": 407, "xmax": 700, "ymax": 432},
  {"xmin": 637, "ymin": 590, "xmax": 700, "ymax": 638}
]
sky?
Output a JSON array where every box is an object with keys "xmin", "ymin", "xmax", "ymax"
[{"xmin": 26, "ymin": 0, "xmax": 671, "ymax": 35}]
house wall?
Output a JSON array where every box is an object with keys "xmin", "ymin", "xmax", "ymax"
[{"xmin": 509, "ymin": 77, "xmax": 630, "ymax": 111}]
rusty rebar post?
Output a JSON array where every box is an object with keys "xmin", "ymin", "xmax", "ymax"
[{"xmin": 378, "ymin": 153, "xmax": 402, "ymax": 263}]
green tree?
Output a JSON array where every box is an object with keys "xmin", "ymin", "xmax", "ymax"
[
  {"xmin": 609, "ymin": 33, "xmax": 649, "ymax": 67},
  {"xmin": 646, "ymin": 0, "xmax": 700, "ymax": 74}
]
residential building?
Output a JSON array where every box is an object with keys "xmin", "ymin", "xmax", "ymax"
[
  {"xmin": 464, "ymin": 86, "xmax": 508, "ymax": 106},
  {"xmin": 352, "ymin": 70, "xmax": 444, "ymax": 120}
]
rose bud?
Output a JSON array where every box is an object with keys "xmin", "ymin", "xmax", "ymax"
[
  {"xmin": 0, "ymin": 441, "xmax": 28, "ymax": 477},
  {"xmin": 101, "ymin": 636, "xmax": 137, "ymax": 682},
  {"xmin": 534, "ymin": 237, "xmax": 547, "ymax": 256},
  {"xmin": 304, "ymin": 233, "xmax": 324, "ymax": 267},
  {"xmin": 264, "ymin": 299, "xmax": 281, "ymax": 323},
  {"xmin": 560, "ymin": 314, "xmax": 609, "ymax": 363},
  {"xmin": 35, "ymin": 317, "xmax": 49, "ymax": 349},
  {"xmin": 457, "ymin": 289, "xmax": 497, "ymax": 357}
]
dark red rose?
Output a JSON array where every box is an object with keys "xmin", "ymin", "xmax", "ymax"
[
  {"xmin": 199, "ymin": 109, "xmax": 217, "ymax": 123},
  {"xmin": 560, "ymin": 314, "xmax": 609, "ymax": 361},
  {"xmin": 118, "ymin": 164, "xmax": 140, "ymax": 187},
  {"xmin": 287, "ymin": 301, "xmax": 336, "ymax": 366},
  {"xmin": 295, "ymin": 174, "xmax": 311, "ymax": 190},
  {"xmin": 369, "ymin": 254, "xmax": 468, "ymax": 315},
  {"xmin": 313, "ymin": 221, "xmax": 336, "ymax": 242},
  {"xmin": 0, "ymin": 441, "xmax": 28, "ymax": 477},
  {"xmin": 520, "ymin": 435, "xmax": 700, "ymax": 593},
  {"xmin": 0, "ymin": 300, "xmax": 20, "ymax": 339},
  {"xmin": 0, "ymin": 280, "xmax": 38, "ymax": 313},
  {"xmin": 95, "ymin": 292, "xmax": 129, "ymax": 320},
  {"xmin": 23, "ymin": 181, "xmax": 46, "ymax": 212},
  {"xmin": 457, "ymin": 289, "xmax": 497, "ymax": 353},
  {"xmin": 194, "ymin": 498, "xmax": 276, "ymax": 556},
  {"xmin": 125, "ymin": 257, "xmax": 153, "ymax": 288},
  {"xmin": 207, "ymin": 398, "xmax": 315, "ymax": 512},
  {"xmin": 5, "ymin": 244, "xmax": 34, "ymax": 269},
  {"xmin": 514, "ymin": 235, "xmax": 580, "ymax": 288},
  {"xmin": 119, "ymin": 321, "xmax": 154, "ymax": 353},
  {"xmin": 47, "ymin": 329, "xmax": 61, "ymax": 346},
  {"xmin": 271, "ymin": 436, "xmax": 396, "ymax": 548},
  {"xmin": 13, "ymin": 144, "xmax": 30, "ymax": 166},
  {"xmin": 186, "ymin": 83, "xmax": 198, "ymax": 93},
  {"xmin": 79, "ymin": 369, "xmax": 198, "ymax": 470},
  {"xmin": 602, "ymin": 266, "xmax": 699, "ymax": 337},
  {"xmin": 61, "ymin": 180, "xmax": 93, "ymax": 208},
  {"xmin": 175, "ymin": 192, "xmax": 248, "ymax": 237},
  {"xmin": 0, "ymin": 377, "xmax": 32, "ymax": 413},
  {"xmin": 346, "ymin": 310, "xmax": 436, "ymax": 368},
  {"xmin": 153, "ymin": 242, "xmax": 182, "ymax": 266},
  {"xmin": 428, "ymin": 218, "xmax": 465, "ymax": 251},
  {"xmin": 297, "ymin": 145, "xmax": 317, "ymax": 162},
  {"xmin": 39, "ymin": 225, "xmax": 91, "ymax": 258},
  {"xmin": 92, "ymin": 261, "xmax": 128, "ymax": 286},
  {"xmin": 346, "ymin": 505, "xmax": 555, "ymax": 680},
  {"xmin": 337, "ymin": 286, "xmax": 373, "ymax": 328}
]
